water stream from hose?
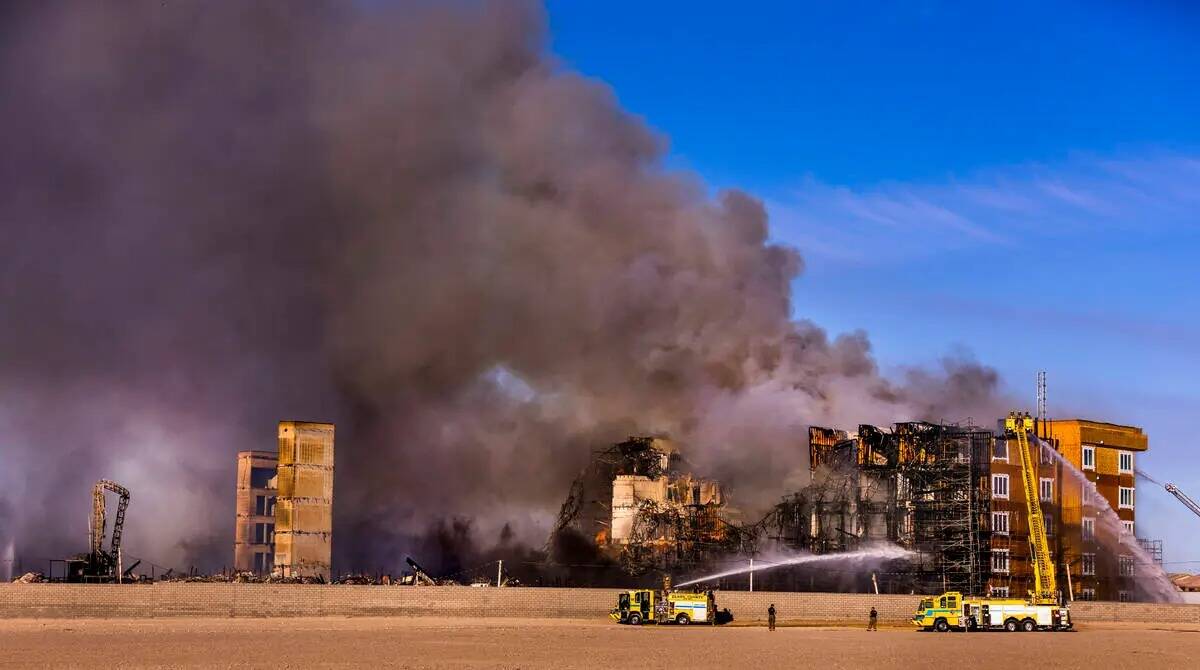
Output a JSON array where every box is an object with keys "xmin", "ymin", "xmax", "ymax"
[
  {"xmin": 1036, "ymin": 437, "xmax": 1179, "ymax": 602},
  {"xmin": 1135, "ymin": 469, "xmax": 1161, "ymax": 486},
  {"xmin": 674, "ymin": 545, "xmax": 914, "ymax": 588}
]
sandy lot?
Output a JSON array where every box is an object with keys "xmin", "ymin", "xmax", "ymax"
[{"xmin": 2, "ymin": 617, "xmax": 1197, "ymax": 669}]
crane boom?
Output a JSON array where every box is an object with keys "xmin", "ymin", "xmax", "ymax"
[
  {"xmin": 91, "ymin": 479, "xmax": 131, "ymax": 557},
  {"xmin": 1005, "ymin": 412, "xmax": 1057, "ymax": 604},
  {"xmin": 1164, "ymin": 483, "xmax": 1200, "ymax": 520}
]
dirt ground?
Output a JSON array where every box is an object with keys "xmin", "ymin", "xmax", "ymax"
[{"xmin": 2, "ymin": 617, "xmax": 1198, "ymax": 669}]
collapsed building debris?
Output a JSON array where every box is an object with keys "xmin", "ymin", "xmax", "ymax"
[
  {"xmin": 549, "ymin": 436, "xmax": 753, "ymax": 575},
  {"xmin": 157, "ymin": 571, "xmax": 327, "ymax": 584},
  {"xmin": 403, "ymin": 556, "xmax": 438, "ymax": 586}
]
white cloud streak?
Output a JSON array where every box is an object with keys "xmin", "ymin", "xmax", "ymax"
[{"xmin": 767, "ymin": 152, "xmax": 1200, "ymax": 264}]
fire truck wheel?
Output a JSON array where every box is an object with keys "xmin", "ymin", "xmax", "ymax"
[
  {"xmin": 675, "ymin": 613, "xmax": 690, "ymax": 625},
  {"xmin": 628, "ymin": 613, "xmax": 641, "ymax": 626},
  {"xmin": 1004, "ymin": 619, "xmax": 1019, "ymax": 632},
  {"xmin": 1021, "ymin": 619, "xmax": 1037, "ymax": 632},
  {"xmin": 934, "ymin": 619, "xmax": 950, "ymax": 632}
]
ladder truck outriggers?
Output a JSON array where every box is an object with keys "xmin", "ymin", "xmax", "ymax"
[{"xmin": 913, "ymin": 412, "xmax": 1072, "ymax": 632}]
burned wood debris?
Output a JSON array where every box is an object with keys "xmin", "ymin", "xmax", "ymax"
[{"xmin": 548, "ymin": 436, "xmax": 752, "ymax": 576}]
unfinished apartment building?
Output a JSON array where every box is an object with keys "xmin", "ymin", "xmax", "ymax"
[
  {"xmin": 989, "ymin": 419, "xmax": 1151, "ymax": 602},
  {"xmin": 274, "ymin": 421, "xmax": 335, "ymax": 580},
  {"xmin": 763, "ymin": 422, "xmax": 993, "ymax": 594},
  {"xmin": 549, "ymin": 436, "xmax": 747, "ymax": 574},
  {"xmin": 233, "ymin": 450, "xmax": 279, "ymax": 573}
]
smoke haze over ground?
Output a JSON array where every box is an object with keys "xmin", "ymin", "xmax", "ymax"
[{"xmin": 0, "ymin": 1, "xmax": 1008, "ymax": 573}]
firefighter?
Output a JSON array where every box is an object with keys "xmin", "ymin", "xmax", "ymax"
[
  {"xmin": 767, "ymin": 604, "xmax": 776, "ymax": 631},
  {"xmin": 867, "ymin": 606, "xmax": 878, "ymax": 631}
]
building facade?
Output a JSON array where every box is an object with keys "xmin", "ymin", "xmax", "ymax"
[
  {"xmin": 986, "ymin": 419, "xmax": 1147, "ymax": 602},
  {"xmin": 233, "ymin": 450, "xmax": 278, "ymax": 574},
  {"xmin": 273, "ymin": 421, "xmax": 335, "ymax": 580}
]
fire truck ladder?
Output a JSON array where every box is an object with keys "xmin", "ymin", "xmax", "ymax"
[
  {"xmin": 1164, "ymin": 483, "xmax": 1200, "ymax": 520},
  {"xmin": 1006, "ymin": 412, "xmax": 1057, "ymax": 605}
]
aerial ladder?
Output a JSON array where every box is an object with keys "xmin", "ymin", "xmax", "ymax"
[
  {"xmin": 912, "ymin": 412, "xmax": 1070, "ymax": 631},
  {"xmin": 1005, "ymin": 412, "xmax": 1058, "ymax": 605},
  {"xmin": 1163, "ymin": 482, "xmax": 1200, "ymax": 520}
]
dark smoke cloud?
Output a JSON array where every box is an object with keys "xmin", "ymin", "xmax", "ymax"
[{"xmin": 0, "ymin": 0, "xmax": 1010, "ymax": 573}]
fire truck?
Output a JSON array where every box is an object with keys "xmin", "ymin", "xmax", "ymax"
[
  {"xmin": 611, "ymin": 577, "xmax": 716, "ymax": 625},
  {"xmin": 913, "ymin": 591, "xmax": 1071, "ymax": 632},
  {"xmin": 913, "ymin": 412, "xmax": 1072, "ymax": 632}
]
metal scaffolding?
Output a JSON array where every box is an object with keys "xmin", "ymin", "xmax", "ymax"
[{"xmin": 763, "ymin": 422, "xmax": 992, "ymax": 595}]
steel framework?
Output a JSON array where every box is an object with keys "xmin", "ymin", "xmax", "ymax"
[{"xmin": 763, "ymin": 422, "xmax": 992, "ymax": 595}]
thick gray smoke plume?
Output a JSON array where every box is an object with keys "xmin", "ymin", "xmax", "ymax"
[{"xmin": 0, "ymin": 1, "xmax": 1008, "ymax": 572}]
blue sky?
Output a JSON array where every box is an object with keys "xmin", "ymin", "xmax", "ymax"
[{"xmin": 546, "ymin": 1, "xmax": 1200, "ymax": 563}]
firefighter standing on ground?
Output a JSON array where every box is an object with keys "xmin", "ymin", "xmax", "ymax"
[
  {"xmin": 768, "ymin": 604, "xmax": 776, "ymax": 631},
  {"xmin": 868, "ymin": 606, "xmax": 878, "ymax": 631}
]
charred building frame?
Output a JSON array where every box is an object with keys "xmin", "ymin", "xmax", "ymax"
[
  {"xmin": 549, "ymin": 436, "xmax": 751, "ymax": 575},
  {"xmin": 762, "ymin": 422, "xmax": 992, "ymax": 595}
]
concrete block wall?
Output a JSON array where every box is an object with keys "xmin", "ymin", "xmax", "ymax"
[
  {"xmin": 722, "ymin": 592, "xmax": 914, "ymax": 623},
  {"xmin": 1070, "ymin": 600, "xmax": 1200, "ymax": 623},
  {"xmin": 0, "ymin": 584, "xmax": 622, "ymax": 619},
  {"xmin": 1, "ymin": 584, "xmax": 1198, "ymax": 624}
]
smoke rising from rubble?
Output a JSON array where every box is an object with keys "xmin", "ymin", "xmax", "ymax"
[{"xmin": 0, "ymin": 1, "xmax": 1009, "ymax": 573}]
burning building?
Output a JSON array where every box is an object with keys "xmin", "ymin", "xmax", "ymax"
[
  {"xmin": 770, "ymin": 416, "xmax": 1163, "ymax": 601},
  {"xmin": 763, "ymin": 422, "xmax": 993, "ymax": 594},
  {"xmin": 541, "ymin": 410, "xmax": 1166, "ymax": 601},
  {"xmin": 549, "ymin": 436, "xmax": 748, "ymax": 575}
]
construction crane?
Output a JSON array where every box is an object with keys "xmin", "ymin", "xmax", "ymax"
[
  {"xmin": 69, "ymin": 479, "xmax": 131, "ymax": 582},
  {"xmin": 1005, "ymin": 411, "xmax": 1058, "ymax": 605},
  {"xmin": 1164, "ymin": 483, "xmax": 1200, "ymax": 520},
  {"xmin": 91, "ymin": 479, "xmax": 130, "ymax": 560}
]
